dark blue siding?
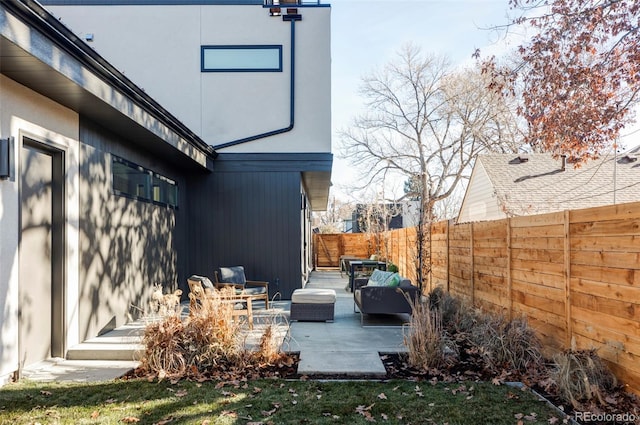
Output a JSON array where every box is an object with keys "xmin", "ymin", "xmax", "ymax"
[{"xmin": 187, "ymin": 168, "xmax": 302, "ymax": 299}]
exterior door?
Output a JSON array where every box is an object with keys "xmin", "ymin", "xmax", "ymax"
[{"xmin": 19, "ymin": 138, "xmax": 65, "ymax": 369}]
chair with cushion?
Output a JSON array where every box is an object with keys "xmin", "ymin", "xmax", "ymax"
[
  {"xmin": 214, "ymin": 266, "xmax": 270, "ymax": 309},
  {"xmin": 187, "ymin": 274, "xmax": 256, "ymax": 329}
]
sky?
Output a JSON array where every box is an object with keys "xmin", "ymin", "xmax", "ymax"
[{"xmin": 328, "ymin": 0, "xmax": 520, "ymax": 201}]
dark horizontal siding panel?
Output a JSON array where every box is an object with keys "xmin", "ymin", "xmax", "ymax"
[
  {"xmin": 187, "ymin": 170, "xmax": 303, "ymax": 299},
  {"xmin": 213, "ymin": 152, "xmax": 332, "ymax": 173}
]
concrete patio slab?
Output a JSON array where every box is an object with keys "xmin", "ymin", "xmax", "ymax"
[
  {"xmin": 285, "ymin": 270, "xmax": 409, "ymax": 376},
  {"xmin": 297, "ymin": 351, "xmax": 387, "ymax": 376},
  {"xmin": 19, "ymin": 270, "xmax": 410, "ymax": 382},
  {"xmin": 20, "ymin": 359, "xmax": 139, "ymax": 382}
]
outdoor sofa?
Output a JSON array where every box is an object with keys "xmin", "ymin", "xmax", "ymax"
[{"xmin": 353, "ymin": 269, "xmax": 420, "ymax": 324}]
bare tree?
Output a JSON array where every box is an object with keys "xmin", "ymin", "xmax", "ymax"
[
  {"xmin": 312, "ymin": 196, "xmax": 354, "ymax": 233},
  {"xmin": 353, "ymin": 200, "xmax": 402, "ymax": 260},
  {"xmin": 340, "ymin": 44, "xmax": 523, "ymax": 290}
]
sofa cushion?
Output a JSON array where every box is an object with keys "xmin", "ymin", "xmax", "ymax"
[
  {"xmin": 219, "ymin": 266, "xmax": 247, "ymax": 285},
  {"xmin": 398, "ymin": 279, "xmax": 413, "ymax": 289},
  {"xmin": 189, "ymin": 274, "xmax": 215, "ymax": 290},
  {"xmin": 292, "ymin": 288, "xmax": 337, "ymax": 304},
  {"xmin": 386, "ymin": 273, "xmax": 401, "ymax": 287},
  {"xmin": 244, "ymin": 286, "xmax": 268, "ymax": 296},
  {"xmin": 368, "ymin": 269, "xmax": 401, "ymax": 287}
]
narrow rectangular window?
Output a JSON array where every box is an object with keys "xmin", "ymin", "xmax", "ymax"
[
  {"xmin": 112, "ymin": 155, "xmax": 178, "ymax": 208},
  {"xmin": 201, "ymin": 45, "xmax": 282, "ymax": 72}
]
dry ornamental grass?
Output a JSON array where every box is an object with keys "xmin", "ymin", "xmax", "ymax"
[{"xmin": 137, "ymin": 284, "xmax": 293, "ymax": 381}]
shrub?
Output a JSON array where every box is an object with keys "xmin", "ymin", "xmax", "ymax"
[
  {"xmin": 469, "ymin": 312, "xmax": 542, "ymax": 374},
  {"xmin": 427, "ymin": 286, "xmax": 478, "ymax": 335},
  {"xmin": 139, "ymin": 284, "xmax": 292, "ymax": 380},
  {"xmin": 408, "ymin": 288, "xmax": 542, "ymax": 377},
  {"xmin": 550, "ymin": 349, "xmax": 617, "ymax": 408},
  {"xmin": 404, "ymin": 295, "xmax": 458, "ymax": 371}
]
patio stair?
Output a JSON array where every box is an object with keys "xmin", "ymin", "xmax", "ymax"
[{"xmin": 66, "ymin": 322, "xmax": 145, "ymax": 361}]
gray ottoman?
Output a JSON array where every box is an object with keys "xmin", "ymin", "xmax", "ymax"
[{"xmin": 290, "ymin": 288, "xmax": 336, "ymax": 322}]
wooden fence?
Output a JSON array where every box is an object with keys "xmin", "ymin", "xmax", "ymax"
[{"xmin": 313, "ymin": 201, "xmax": 640, "ymax": 394}]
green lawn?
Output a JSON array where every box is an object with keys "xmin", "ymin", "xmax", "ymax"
[{"xmin": 0, "ymin": 378, "xmax": 565, "ymax": 424}]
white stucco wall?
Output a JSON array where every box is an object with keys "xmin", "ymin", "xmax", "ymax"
[
  {"xmin": 0, "ymin": 75, "xmax": 80, "ymax": 383},
  {"xmin": 47, "ymin": 4, "xmax": 332, "ymax": 153}
]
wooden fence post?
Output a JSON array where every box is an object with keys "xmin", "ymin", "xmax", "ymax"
[
  {"xmin": 507, "ymin": 218, "xmax": 513, "ymax": 320},
  {"xmin": 470, "ymin": 222, "xmax": 475, "ymax": 307},
  {"xmin": 446, "ymin": 219, "xmax": 450, "ymax": 293},
  {"xmin": 564, "ymin": 209, "xmax": 572, "ymax": 348}
]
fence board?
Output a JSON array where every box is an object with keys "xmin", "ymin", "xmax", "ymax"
[
  {"xmin": 572, "ymin": 278, "xmax": 639, "ymax": 302},
  {"xmin": 571, "ymin": 235, "xmax": 640, "ymax": 252},
  {"xmin": 570, "ymin": 202, "xmax": 640, "ymax": 223}
]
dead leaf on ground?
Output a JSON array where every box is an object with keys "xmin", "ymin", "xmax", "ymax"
[
  {"xmin": 121, "ymin": 416, "xmax": 140, "ymax": 423},
  {"xmin": 377, "ymin": 393, "xmax": 387, "ymax": 400},
  {"xmin": 261, "ymin": 408, "xmax": 277, "ymax": 417},
  {"xmin": 220, "ymin": 410, "xmax": 237, "ymax": 418},
  {"xmin": 91, "ymin": 410, "xmax": 99, "ymax": 419},
  {"xmin": 356, "ymin": 403, "xmax": 376, "ymax": 421}
]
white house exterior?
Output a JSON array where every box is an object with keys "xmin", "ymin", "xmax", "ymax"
[
  {"xmin": 44, "ymin": 1, "xmax": 331, "ymax": 155},
  {"xmin": 1, "ymin": 0, "xmax": 332, "ymax": 383}
]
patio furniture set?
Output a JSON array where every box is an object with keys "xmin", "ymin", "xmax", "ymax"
[
  {"xmin": 187, "ymin": 266, "xmax": 269, "ymax": 330},
  {"xmin": 187, "ymin": 263, "xmax": 420, "ymax": 327}
]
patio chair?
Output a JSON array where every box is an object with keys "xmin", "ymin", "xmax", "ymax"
[
  {"xmin": 214, "ymin": 266, "xmax": 270, "ymax": 309},
  {"xmin": 187, "ymin": 275, "xmax": 255, "ymax": 329}
]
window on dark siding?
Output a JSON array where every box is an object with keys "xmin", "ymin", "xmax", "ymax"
[
  {"xmin": 201, "ymin": 45, "xmax": 283, "ymax": 72},
  {"xmin": 112, "ymin": 155, "xmax": 177, "ymax": 208}
]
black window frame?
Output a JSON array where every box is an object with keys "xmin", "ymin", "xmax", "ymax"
[
  {"xmin": 201, "ymin": 45, "xmax": 283, "ymax": 72},
  {"xmin": 111, "ymin": 155, "xmax": 178, "ymax": 209}
]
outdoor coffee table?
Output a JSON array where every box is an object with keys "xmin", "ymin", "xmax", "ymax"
[{"xmin": 220, "ymin": 292, "xmax": 256, "ymax": 329}]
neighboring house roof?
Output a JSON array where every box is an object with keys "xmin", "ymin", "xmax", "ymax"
[{"xmin": 457, "ymin": 147, "xmax": 640, "ymax": 223}]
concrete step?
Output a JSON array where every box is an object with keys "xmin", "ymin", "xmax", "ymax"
[
  {"xmin": 66, "ymin": 322, "xmax": 145, "ymax": 361},
  {"xmin": 297, "ymin": 351, "xmax": 387, "ymax": 377}
]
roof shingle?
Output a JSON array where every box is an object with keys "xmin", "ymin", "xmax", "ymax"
[{"xmin": 478, "ymin": 147, "xmax": 640, "ymax": 216}]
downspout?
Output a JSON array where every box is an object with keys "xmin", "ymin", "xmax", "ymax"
[{"xmin": 213, "ymin": 13, "xmax": 300, "ymax": 150}]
